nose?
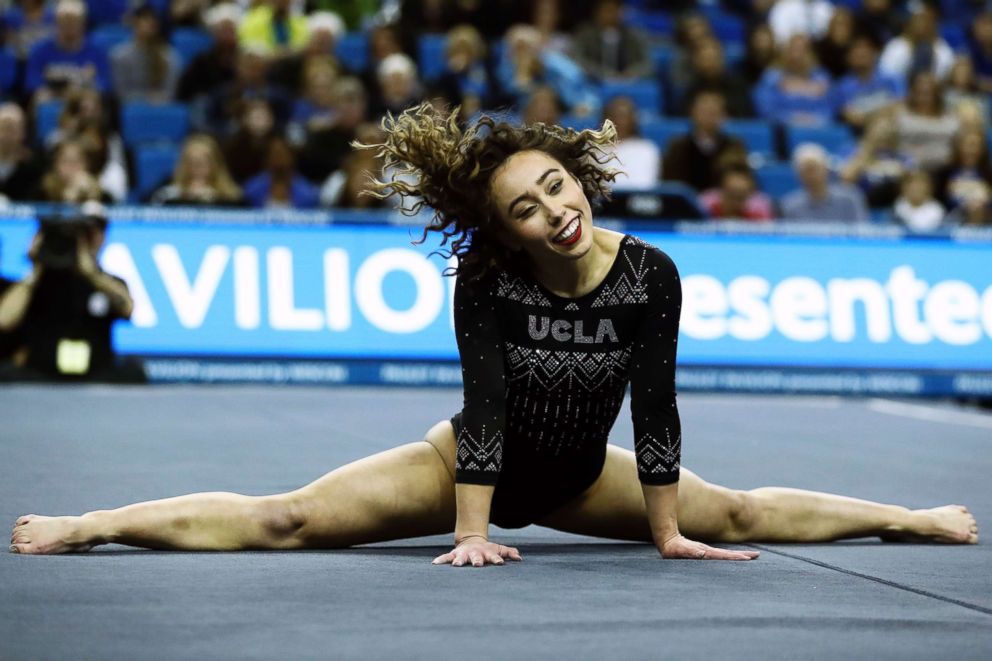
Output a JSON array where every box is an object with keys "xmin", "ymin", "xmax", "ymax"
[{"xmin": 548, "ymin": 207, "xmax": 566, "ymax": 226}]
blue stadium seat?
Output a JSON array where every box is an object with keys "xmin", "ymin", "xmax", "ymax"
[
  {"xmin": 560, "ymin": 114, "xmax": 600, "ymax": 131},
  {"xmin": 121, "ymin": 103, "xmax": 189, "ymax": 145},
  {"xmin": 35, "ymin": 101, "xmax": 63, "ymax": 144},
  {"xmin": 0, "ymin": 48, "xmax": 16, "ymax": 94},
  {"xmin": 623, "ymin": 9, "xmax": 673, "ymax": 36},
  {"xmin": 135, "ymin": 144, "xmax": 180, "ymax": 200},
  {"xmin": 418, "ymin": 34, "xmax": 447, "ymax": 82},
  {"xmin": 88, "ymin": 0, "xmax": 129, "ymax": 26},
  {"xmin": 939, "ymin": 24, "xmax": 967, "ymax": 51},
  {"xmin": 724, "ymin": 119, "xmax": 775, "ymax": 158},
  {"xmin": 599, "ymin": 80, "xmax": 663, "ymax": 114},
  {"xmin": 171, "ymin": 28, "xmax": 214, "ymax": 70},
  {"xmin": 650, "ymin": 44, "xmax": 673, "ymax": 74},
  {"xmin": 90, "ymin": 25, "xmax": 132, "ymax": 55},
  {"xmin": 709, "ymin": 13, "xmax": 745, "ymax": 47},
  {"xmin": 336, "ymin": 33, "xmax": 368, "ymax": 73},
  {"xmin": 755, "ymin": 162, "xmax": 800, "ymax": 199},
  {"xmin": 786, "ymin": 123, "xmax": 855, "ymax": 157},
  {"xmin": 641, "ymin": 118, "xmax": 689, "ymax": 150}
]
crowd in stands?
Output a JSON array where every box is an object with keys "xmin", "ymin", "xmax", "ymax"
[{"xmin": 0, "ymin": 0, "xmax": 989, "ymax": 229}]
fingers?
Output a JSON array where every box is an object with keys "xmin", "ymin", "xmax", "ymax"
[
  {"xmin": 432, "ymin": 542, "xmax": 522, "ymax": 567},
  {"xmin": 696, "ymin": 544, "xmax": 759, "ymax": 561}
]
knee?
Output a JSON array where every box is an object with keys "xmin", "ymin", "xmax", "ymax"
[
  {"xmin": 726, "ymin": 490, "xmax": 758, "ymax": 540},
  {"xmin": 255, "ymin": 495, "xmax": 308, "ymax": 542}
]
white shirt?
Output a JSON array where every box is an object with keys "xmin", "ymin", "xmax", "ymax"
[
  {"xmin": 769, "ymin": 0, "xmax": 835, "ymax": 45},
  {"xmin": 878, "ymin": 37, "xmax": 955, "ymax": 82},
  {"xmin": 610, "ymin": 138, "xmax": 660, "ymax": 190}
]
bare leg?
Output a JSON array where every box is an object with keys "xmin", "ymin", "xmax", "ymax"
[
  {"xmin": 10, "ymin": 421, "xmax": 458, "ymax": 555},
  {"xmin": 537, "ymin": 445, "xmax": 979, "ymax": 545}
]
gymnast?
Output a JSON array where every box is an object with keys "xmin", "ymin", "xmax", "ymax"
[{"xmin": 10, "ymin": 105, "xmax": 978, "ymax": 564}]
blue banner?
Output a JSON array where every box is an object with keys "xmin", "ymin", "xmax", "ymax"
[{"xmin": 1, "ymin": 216, "xmax": 990, "ymax": 387}]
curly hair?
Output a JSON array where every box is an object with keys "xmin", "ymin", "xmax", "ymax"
[{"xmin": 356, "ymin": 102, "xmax": 620, "ymax": 280}]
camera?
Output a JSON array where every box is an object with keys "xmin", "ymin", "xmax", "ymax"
[{"xmin": 36, "ymin": 215, "xmax": 98, "ymax": 270}]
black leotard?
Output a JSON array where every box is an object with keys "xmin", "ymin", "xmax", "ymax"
[{"xmin": 451, "ymin": 234, "xmax": 683, "ymax": 528}]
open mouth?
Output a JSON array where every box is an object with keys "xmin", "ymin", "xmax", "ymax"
[{"xmin": 552, "ymin": 216, "xmax": 582, "ymax": 246}]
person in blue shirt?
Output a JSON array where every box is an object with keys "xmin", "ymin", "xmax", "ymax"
[
  {"xmin": 243, "ymin": 135, "xmax": 319, "ymax": 209},
  {"xmin": 24, "ymin": 0, "xmax": 110, "ymax": 102},
  {"xmin": 835, "ymin": 34, "xmax": 904, "ymax": 132},
  {"xmin": 753, "ymin": 33, "xmax": 836, "ymax": 126}
]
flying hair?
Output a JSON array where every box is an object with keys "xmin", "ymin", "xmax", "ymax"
[{"xmin": 354, "ymin": 102, "xmax": 620, "ymax": 280}]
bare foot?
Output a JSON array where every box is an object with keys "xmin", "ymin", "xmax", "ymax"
[
  {"xmin": 880, "ymin": 505, "xmax": 979, "ymax": 544},
  {"xmin": 9, "ymin": 514, "xmax": 95, "ymax": 555}
]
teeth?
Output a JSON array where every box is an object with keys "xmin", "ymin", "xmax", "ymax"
[{"xmin": 554, "ymin": 217, "xmax": 580, "ymax": 243}]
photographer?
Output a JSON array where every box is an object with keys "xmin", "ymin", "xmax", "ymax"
[{"xmin": 0, "ymin": 203, "xmax": 144, "ymax": 382}]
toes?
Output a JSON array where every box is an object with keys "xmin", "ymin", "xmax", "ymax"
[
  {"xmin": 9, "ymin": 543, "xmax": 24, "ymax": 554},
  {"xmin": 15, "ymin": 515, "xmax": 36, "ymax": 526}
]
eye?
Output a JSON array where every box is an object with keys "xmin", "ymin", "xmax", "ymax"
[
  {"xmin": 518, "ymin": 205, "xmax": 537, "ymax": 219},
  {"xmin": 549, "ymin": 180, "xmax": 562, "ymax": 194}
]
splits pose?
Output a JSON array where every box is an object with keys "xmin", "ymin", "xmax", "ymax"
[{"xmin": 10, "ymin": 106, "xmax": 978, "ymax": 564}]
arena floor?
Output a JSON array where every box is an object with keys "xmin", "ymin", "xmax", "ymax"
[{"xmin": 1, "ymin": 385, "xmax": 990, "ymax": 660}]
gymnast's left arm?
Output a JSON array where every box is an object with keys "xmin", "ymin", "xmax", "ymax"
[{"xmin": 628, "ymin": 248, "xmax": 755, "ymax": 561}]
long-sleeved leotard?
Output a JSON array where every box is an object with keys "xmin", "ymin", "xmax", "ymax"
[{"xmin": 451, "ymin": 234, "xmax": 683, "ymax": 528}]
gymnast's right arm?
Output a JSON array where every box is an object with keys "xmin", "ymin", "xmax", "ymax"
[{"xmin": 432, "ymin": 274, "xmax": 521, "ymax": 567}]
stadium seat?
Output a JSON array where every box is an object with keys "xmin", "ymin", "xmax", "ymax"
[
  {"xmin": 90, "ymin": 25, "xmax": 132, "ymax": 55},
  {"xmin": 786, "ymin": 123, "xmax": 855, "ymax": 157},
  {"xmin": 599, "ymin": 80, "xmax": 663, "ymax": 114},
  {"xmin": 134, "ymin": 144, "xmax": 180, "ymax": 200},
  {"xmin": 418, "ymin": 34, "xmax": 447, "ymax": 82},
  {"xmin": 650, "ymin": 44, "xmax": 673, "ymax": 74},
  {"xmin": 641, "ymin": 118, "xmax": 690, "ymax": 150},
  {"xmin": 755, "ymin": 162, "xmax": 800, "ymax": 198},
  {"xmin": 121, "ymin": 103, "xmax": 189, "ymax": 145},
  {"xmin": 336, "ymin": 33, "xmax": 369, "ymax": 74},
  {"xmin": 939, "ymin": 24, "xmax": 967, "ymax": 51},
  {"xmin": 724, "ymin": 119, "xmax": 775, "ymax": 158},
  {"xmin": 35, "ymin": 101, "xmax": 64, "ymax": 144},
  {"xmin": 560, "ymin": 114, "xmax": 599, "ymax": 131},
  {"xmin": 171, "ymin": 28, "xmax": 214, "ymax": 70},
  {"xmin": 623, "ymin": 9, "xmax": 673, "ymax": 36},
  {"xmin": 87, "ymin": 0, "xmax": 129, "ymax": 26},
  {"xmin": 708, "ymin": 13, "xmax": 745, "ymax": 47},
  {"xmin": 0, "ymin": 48, "xmax": 16, "ymax": 94}
]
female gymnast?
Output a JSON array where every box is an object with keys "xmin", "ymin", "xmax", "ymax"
[{"xmin": 10, "ymin": 105, "xmax": 978, "ymax": 564}]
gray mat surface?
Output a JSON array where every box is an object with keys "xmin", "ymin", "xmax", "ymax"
[{"xmin": 2, "ymin": 386, "xmax": 990, "ymax": 660}]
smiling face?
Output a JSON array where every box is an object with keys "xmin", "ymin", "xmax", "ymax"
[{"xmin": 488, "ymin": 150, "xmax": 594, "ymax": 263}]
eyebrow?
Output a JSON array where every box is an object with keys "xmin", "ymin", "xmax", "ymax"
[{"xmin": 507, "ymin": 168, "xmax": 560, "ymax": 215}]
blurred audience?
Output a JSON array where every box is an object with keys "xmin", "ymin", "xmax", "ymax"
[
  {"xmin": 178, "ymin": 3, "xmax": 242, "ymax": 132},
  {"xmin": 894, "ymin": 71, "xmax": 960, "ymax": 172},
  {"xmin": 297, "ymin": 76, "xmax": 368, "ymax": 185},
  {"xmin": 150, "ymin": 134, "xmax": 244, "ymax": 207},
  {"xmin": 269, "ymin": 11, "xmax": 345, "ymax": 97},
  {"xmin": 840, "ymin": 115, "xmax": 911, "ymax": 207},
  {"xmin": 238, "ymin": 0, "xmax": 309, "ymax": 56},
  {"xmin": 222, "ymin": 98, "xmax": 280, "ymax": 183},
  {"xmin": 522, "ymin": 86, "xmax": 563, "ymax": 126},
  {"xmin": 25, "ymin": 0, "xmax": 110, "ymax": 101},
  {"xmin": 320, "ymin": 125, "xmax": 389, "ymax": 209},
  {"xmin": 892, "ymin": 169, "xmax": 946, "ymax": 232},
  {"xmin": 435, "ymin": 25, "xmax": 493, "ymax": 121},
  {"xmin": 943, "ymin": 56, "xmax": 990, "ymax": 120},
  {"xmin": 38, "ymin": 138, "xmax": 111, "ymax": 203},
  {"xmin": 531, "ymin": 0, "xmax": 572, "ymax": 55},
  {"xmin": 782, "ymin": 143, "xmax": 869, "ymax": 222},
  {"xmin": 967, "ymin": 11, "xmax": 992, "ymax": 93},
  {"xmin": 370, "ymin": 53, "xmax": 424, "ymax": 118},
  {"xmin": 669, "ymin": 13, "xmax": 716, "ymax": 94},
  {"xmin": 753, "ymin": 34, "xmax": 835, "ymax": 126},
  {"xmin": 0, "ymin": 103, "xmax": 44, "ymax": 203},
  {"xmin": 835, "ymin": 34, "xmax": 904, "ymax": 132},
  {"xmin": 854, "ymin": 0, "xmax": 903, "ymax": 45},
  {"xmin": 571, "ymin": 0, "xmax": 652, "ymax": 81},
  {"xmin": 879, "ymin": 2, "xmax": 954, "ymax": 83},
  {"xmin": 678, "ymin": 39, "xmax": 754, "ymax": 118},
  {"xmin": 663, "ymin": 89, "xmax": 748, "ymax": 192},
  {"xmin": 933, "ymin": 127, "xmax": 992, "ymax": 209},
  {"xmin": 769, "ymin": 0, "xmax": 834, "ymax": 45},
  {"xmin": 243, "ymin": 136, "xmax": 319, "ymax": 209},
  {"xmin": 742, "ymin": 22, "xmax": 777, "ymax": 85},
  {"xmin": 602, "ymin": 96, "xmax": 659, "ymax": 190},
  {"xmin": 3, "ymin": 0, "xmax": 55, "ymax": 60},
  {"xmin": 110, "ymin": 3, "xmax": 180, "ymax": 104},
  {"xmin": 815, "ymin": 7, "xmax": 857, "ymax": 79},
  {"xmin": 207, "ymin": 46, "xmax": 291, "ymax": 136},
  {"xmin": 287, "ymin": 59, "xmax": 339, "ymax": 145},
  {"xmin": 699, "ymin": 164, "xmax": 774, "ymax": 221}
]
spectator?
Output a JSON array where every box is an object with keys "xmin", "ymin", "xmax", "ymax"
[
  {"xmin": 522, "ymin": 86, "xmax": 563, "ymax": 126},
  {"xmin": 3, "ymin": 0, "xmax": 55, "ymax": 61},
  {"xmin": 769, "ymin": 0, "xmax": 835, "ymax": 46},
  {"xmin": 781, "ymin": 142, "xmax": 869, "ymax": 222},
  {"xmin": 669, "ymin": 13, "xmax": 716, "ymax": 95},
  {"xmin": 496, "ymin": 24, "xmax": 600, "ymax": 117},
  {"xmin": 170, "ymin": 0, "xmax": 213, "ymax": 28},
  {"xmin": 361, "ymin": 24, "xmax": 405, "ymax": 102},
  {"xmin": 222, "ymin": 98, "xmax": 279, "ymax": 183},
  {"xmin": 879, "ymin": 2, "xmax": 954, "ymax": 83},
  {"xmin": 835, "ymin": 34, "xmax": 904, "ymax": 132},
  {"xmin": 855, "ymin": 0, "xmax": 903, "ymax": 45},
  {"xmin": 571, "ymin": 0, "xmax": 652, "ymax": 81},
  {"xmin": 37, "ymin": 139, "xmax": 112, "ymax": 203},
  {"xmin": 435, "ymin": 25, "xmax": 493, "ymax": 121},
  {"xmin": 307, "ymin": 0, "xmax": 378, "ymax": 33},
  {"xmin": 840, "ymin": 114, "xmax": 911, "ymax": 207},
  {"xmin": 699, "ymin": 164, "xmax": 774, "ymax": 221},
  {"xmin": 297, "ymin": 76, "xmax": 368, "ymax": 185},
  {"xmin": 177, "ymin": 3, "xmax": 242, "ymax": 132},
  {"xmin": 24, "ymin": 0, "xmax": 110, "ymax": 101},
  {"xmin": 943, "ymin": 56, "xmax": 990, "ymax": 120},
  {"xmin": 243, "ymin": 136, "xmax": 319, "ymax": 209},
  {"xmin": 815, "ymin": 7, "xmax": 857, "ymax": 79},
  {"xmin": 238, "ymin": 0, "xmax": 309, "ymax": 56},
  {"xmin": 602, "ymin": 96, "xmax": 659, "ymax": 190},
  {"xmin": 933, "ymin": 127, "xmax": 992, "ymax": 209},
  {"xmin": 679, "ymin": 38, "xmax": 754, "ymax": 118},
  {"xmin": 150, "ymin": 134, "xmax": 244, "ymax": 206},
  {"xmin": 321, "ymin": 124, "xmax": 389, "ymax": 208},
  {"xmin": 892, "ymin": 169, "xmax": 946, "ymax": 231},
  {"xmin": 742, "ymin": 22, "xmax": 777, "ymax": 85},
  {"xmin": 110, "ymin": 3, "xmax": 182, "ymax": 104},
  {"xmin": 207, "ymin": 46, "xmax": 292, "ymax": 136},
  {"xmin": 0, "ymin": 103, "xmax": 44, "ymax": 203},
  {"xmin": 46, "ymin": 87, "xmax": 128, "ymax": 203},
  {"xmin": 894, "ymin": 70, "xmax": 959, "ymax": 172},
  {"xmin": 269, "ymin": 11, "xmax": 345, "ymax": 97},
  {"xmin": 662, "ymin": 89, "xmax": 749, "ymax": 192},
  {"xmin": 370, "ymin": 53, "xmax": 424, "ymax": 119},
  {"xmin": 945, "ymin": 183, "xmax": 992, "ymax": 226},
  {"xmin": 967, "ymin": 11, "xmax": 992, "ymax": 94},
  {"xmin": 531, "ymin": 0, "xmax": 572, "ymax": 55},
  {"xmin": 753, "ymin": 33, "xmax": 835, "ymax": 126},
  {"xmin": 0, "ymin": 202, "xmax": 144, "ymax": 383},
  {"xmin": 287, "ymin": 59, "xmax": 339, "ymax": 145}
]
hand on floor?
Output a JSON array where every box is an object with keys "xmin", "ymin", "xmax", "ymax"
[
  {"xmin": 659, "ymin": 533, "xmax": 759, "ymax": 561},
  {"xmin": 432, "ymin": 538, "xmax": 522, "ymax": 567}
]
